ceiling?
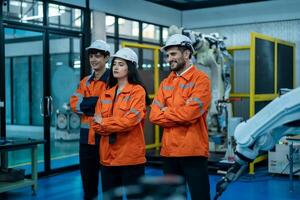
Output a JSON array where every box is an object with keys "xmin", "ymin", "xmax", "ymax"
[{"xmin": 145, "ymin": 0, "xmax": 270, "ymax": 10}]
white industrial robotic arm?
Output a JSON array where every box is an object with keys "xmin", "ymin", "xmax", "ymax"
[
  {"xmin": 214, "ymin": 87, "xmax": 300, "ymax": 199},
  {"xmin": 174, "ymin": 26, "xmax": 233, "ymax": 101}
]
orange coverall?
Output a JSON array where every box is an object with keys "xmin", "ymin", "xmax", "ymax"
[
  {"xmin": 150, "ymin": 65, "xmax": 211, "ymax": 157},
  {"xmin": 91, "ymin": 83, "xmax": 147, "ymax": 166},
  {"xmin": 70, "ymin": 71, "xmax": 109, "ymax": 144}
]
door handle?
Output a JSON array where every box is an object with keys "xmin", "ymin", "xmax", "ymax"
[
  {"xmin": 46, "ymin": 96, "xmax": 50, "ymax": 117},
  {"xmin": 40, "ymin": 96, "xmax": 54, "ymax": 117},
  {"xmin": 40, "ymin": 98, "xmax": 44, "ymax": 116},
  {"xmin": 48, "ymin": 96, "xmax": 53, "ymax": 116}
]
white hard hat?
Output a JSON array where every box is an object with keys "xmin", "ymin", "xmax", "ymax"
[
  {"xmin": 111, "ymin": 48, "xmax": 138, "ymax": 64},
  {"xmin": 86, "ymin": 40, "xmax": 111, "ymax": 55},
  {"xmin": 161, "ymin": 34, "xmax": 195, "ymax": 53}
]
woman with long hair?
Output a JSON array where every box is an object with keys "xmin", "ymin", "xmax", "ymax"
[{"xmin": 91, "ymin": 47, "xmax": 150, "ymax": 195}]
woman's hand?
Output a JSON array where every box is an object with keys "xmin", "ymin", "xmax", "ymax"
[{"xmin": 94, "ymin": 113, "xmax": 103, "ymax": 124}]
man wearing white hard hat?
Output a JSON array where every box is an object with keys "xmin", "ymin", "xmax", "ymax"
[
  {"xmin": 70, "ymin": 40, "xmax": 110, "ymax": 200},
  {"xmin": 150, "ymin": 34, "xmax": 212, "ymax": 200},
  {"xmin": 92, "ymin": 47, "xmax": 151, "ymax": 196}
]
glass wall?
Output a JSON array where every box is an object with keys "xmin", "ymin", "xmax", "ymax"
[
  {"xmin": 4, "ymin": 30, "xmax": 82, "ymax": 171},
  {"xmin": 118, "ymin": 18, "xmax": 139, "ymax": 40},
  {"xmin": 142, "ymin": 23, "xmax": 160, "ymax": 43},
  {"xmin": 48, "ymin": 3, "xmax": 83, "ymax": 30},
  {"xmin": 1, "ymin": 0, "xmax": 85, "ymax": 174},
  {"xmin": 5, "ymin": 28, "xmax": 45, "ymax": 172},
  {"xmin": 105, "ymin": 15, "xmax": 115, "ymax": 36},
  {"xmin": 162, "ymin": 27, "xmax": 169, "ymax": 43},
  {"xmin": 49, "ymin": 34, "xmax": 81, "ymax": 169},
  {"xmin": 5, "ymin": 58, "xmax": 11, "ymax": 124},
  {"xmin": 2, "ymin": 0, "xmax": 44, "ymax": 25}
]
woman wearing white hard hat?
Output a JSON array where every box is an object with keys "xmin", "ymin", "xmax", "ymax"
[
  {"xmin": 70, "ymin": 40, "xmax": 111, "ymax": 200},
  {"xmin": 92, "ymin": 47, "xmax": 150, "ymax": 195}
]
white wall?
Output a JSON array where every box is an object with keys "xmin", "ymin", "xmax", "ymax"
[
  {"xmin": 182, "ymin": 0, "xmax": 300, "ymax": 87},
  {"xmin": 91, "ymin": 11, "xmax": 106, "ymax": 41}
]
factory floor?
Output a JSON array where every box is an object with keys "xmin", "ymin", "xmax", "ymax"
[{"xmin": 1, "ymin": 166, "xmax": 300, "ymax": 200}]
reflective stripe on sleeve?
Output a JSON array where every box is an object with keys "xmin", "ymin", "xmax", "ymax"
[
  {"xmin": 85, "ymin": 75, "xmax": 92, "ymax": 86},
  {"xmin": 179, "ymin": 82, "xmax": 195, "ymax": 89},
  {"xmin": 81, "ymin": 123, "xmax": 90, "ymax": 129},
  {"xmin": 153, "ymin": 100, "xmax": 164, "ymax": 109},
  {"xmin": 74, "ymin": 93, "xmax": 83, "ymax": 112},
  {"xmin": 122, "ymin": 96, "xmax": 132, "ymax": 102},
  {"xmin": 101, "ymin": 99, "xmax": 112, "ymax": 104},
  {"xmin": 126, "ymin": 108, "xmax": 142, "ymax": 122},
  {"xmin": 190, "ymin": 97, "xmax": 205, "ymax": 114},
  {"xmin": 163, "ymin": 86, "xmax": 174, "ymax": 91}
]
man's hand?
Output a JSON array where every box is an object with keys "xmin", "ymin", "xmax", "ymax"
[
  {"xmin": 186, "ymin": 97, "xmax": 193, "ymax": 105},
  {"xmin": 161, "ymin": 107, "xmax": 168, "ymax": 112},
  {"xmin": 94, "ymin": 114, "xmax": 102, "ymax": 124}
]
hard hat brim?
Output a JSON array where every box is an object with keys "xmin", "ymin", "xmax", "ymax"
[{"xmin": 160, "ymin": 44, "xmax": 195, "ymax": 54}]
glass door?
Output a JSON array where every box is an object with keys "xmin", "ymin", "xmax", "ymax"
[
  {"xmin": 4, "ymin": 27, "xmax": 45, "ymax": 173},
  {"xmin": 1, "ymin": 0, "xmax": 85, "ymax": 174},
  {"xmin": 49, "ymin": 33, "xmax": 81, "ymax": 169}
]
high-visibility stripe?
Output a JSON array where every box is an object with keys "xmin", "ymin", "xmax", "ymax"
[
  {"xmin": 179, "ymin": 82, "xmax": 195, "ymax": 89},
  {"xmin": 130, "ymin": 108, "xmax": 139, "ymax": 116},
  {"xmin": 74, "ymin": 93, "xmax": 83, "ymax": 112},
  {"xmin": 81, "ymin": 123, "xmax": 90, "ymax": 129},
  {"xmin": 126, "ymin": 108, "xmax": 142, "ymax": 122},
  {"xmin": 163, "ymin": 86, "xmax": 174, "ymax": 91},
  {"xmin": 122, "ymin": 96, "xmax": 132, "ymax": 102},
  {"xmin": 153, "ymin": 100, "xmax": 164, "ymax": 109},
  {"xmin": 85, "ymin": 75, "xmax": 92, "ymax": 86},
  {"xmin": 190, "ymin": 97, "xmax": 204, "ymax": 114},
  {"xmin": 101, "ymin": 99, "xmax": 112, "ymax": 104}
]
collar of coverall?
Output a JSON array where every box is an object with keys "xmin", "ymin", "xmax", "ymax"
[
  {"xmin": 170, "ymin": 64, "xmax": 195, "ymax": 81},
  {"xmin": 87, "ymin": 69, "xmax": 110, "ymax": 83},
  {"xmin": 104, "ymin": 83, "xmax": 133, "ymax": 97}
]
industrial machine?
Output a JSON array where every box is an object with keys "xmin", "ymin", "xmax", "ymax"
[
  {"xmin": 214, "ymin": 87, "xmax": 300, "ymax": 199},
  {"xmin": 55, "ymin": 103, "xmax": 80, "ymax": 141}
]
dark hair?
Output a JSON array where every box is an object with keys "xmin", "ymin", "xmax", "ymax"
[
  {"xmin": 87, "ymin": 49, "xmax": 110, "ymax": 57},
  {"xmin": 107, "ymin": 58, "xmax": 151, "ymax": 105},
  {"xmin": 178, "ymin": 46, "xmax": 192, "ymax": 59}
]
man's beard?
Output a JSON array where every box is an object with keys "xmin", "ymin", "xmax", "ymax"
[{"xmin": 169, "ymin": 59, "xmax": 185, "ymax": 72}]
